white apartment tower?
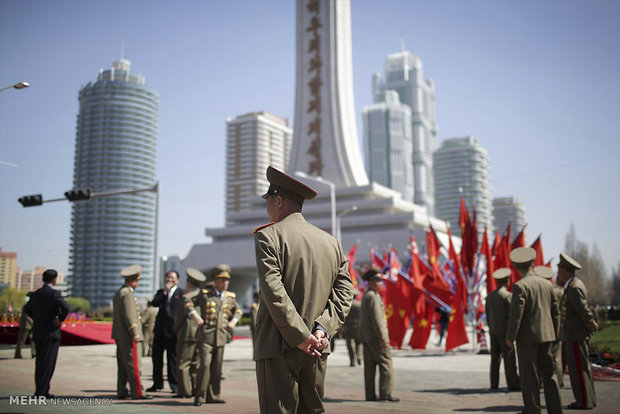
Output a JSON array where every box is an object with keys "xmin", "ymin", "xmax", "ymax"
[
  {"xmin": 373, "ymin": 48, "xmax": 437, "ymax": 213},
  {"xmin": 493, "ymin": 196, "xmax": 527, "ymax": 236},
  {"xmin": 362, "ymin": 90, "xmax": 414, "ymax": 202},
  {"xmin": 434, "ymin": 136, "xmax": 493, "ymax": 237},
  {"xmin": 225, "ymin": 111, "xmax": 292, "ymax": 224}
]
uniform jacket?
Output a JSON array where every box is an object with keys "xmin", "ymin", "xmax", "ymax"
[
  {"xmin": 23, "ymin": 284, "xmax": 70, "ymax": 342},
  {"xmin": 174, "ymin": 288, "xmax": 199, "ymax": 342},
  {"xmin": 506, "ymin": 271, "xmax": 559, "ymax": 344},
  {"xmin": 152, "ymin": 286, "xmax": 185, "ymax": 338},
  {"xmin": 486, "ymin": 285, "xmax": 512, "ymax": 337},
  {"xmin": 141, "ymin": 306, "xmax": 157, "ymax": 338},
  {"xmin": 112, "ymin": 285, "xmax": 143, "ymax": 342},
  {"xmin": 360, "ymin": 289, "xmax": 389, "ymax": 345},
  {"xmin": 185, "ymin": 288, "xmax": 241, "ymax": 346},
  {"xmin": 561, "ymin": 277, "xmax": 596, "ymax": 342},
  {"xmin": 253, "ymin": 212, "xmax": 354, "ymax": 360},
  {"xmin": 250, "ymin": 302, "xmax": 259, "ymax": 337}
]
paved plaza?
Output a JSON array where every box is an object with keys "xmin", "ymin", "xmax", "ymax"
[{"xmin": 1, "ymin": 326, "xmax": 618, "ymax": 413}]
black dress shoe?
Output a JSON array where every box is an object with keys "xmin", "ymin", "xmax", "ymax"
[
  {"xmin": 567, "ymin": 402, "xmax": 592, "ymax": 409},
  {"xmin": 116, "ymin": 395, "xmax": 130, "ymax": 400},
  {"xmin": 132, "ymin": 395, "xmax": 153, "ymax": 400},
  {"xmin": 170, "ymin": 385, "xmax": 178, "ymax": 394},
  {"xmin": 366, "ymin": 397, "xmax": 377, "ymax": 401},
  {"xmin": 379, "ymin": 397, "xmax": 400, "ymax": 402},
  {"xmin": 194, "ymin": 399, "xmax": 203, "ymax": 406},
  {"xmin": 207, "ymin": 398, "xmax": 226, "ymax": 404},
  {"xmin": 146, "ymin": 385, "xmax": 162, "ymax": 392}
]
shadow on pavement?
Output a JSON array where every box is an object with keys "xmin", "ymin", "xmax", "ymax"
[
  {"xmin": 453, "ymin": 406, "xmax": 523, "ymax": 412},
  {"xmin": 418, "ymin": 388, "xmax": 498, "ymax": 395},
  {"xmin": 323, "ymin": 397, "xmax": 366, "ymax": 403}
]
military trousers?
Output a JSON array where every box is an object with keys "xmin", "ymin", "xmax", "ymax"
[
  {"xmin": 344, "ymin": 326, "xmax": 362, "ymax": 366},
  {"xmin": 255, "ymin": 349, "xmax": 328, "ymax": 414},
  {"xmin": 195, "ymin": 341, "xmax": 223, "ymax": 403},
  {"xmin": 115, "ymin": 339, "xmax": 144, "ymax": 398},
  {"xmin": 515, "ymin": 341, "xmax": 562, "ymax": 414},
  {"xmin": 176, "ymin": 339, "xmax": 198, "ymax": 397},
  {"xmin": 553, "ymin": 341, "xmax": 563, "ymax": 387},
  {"xmin": 566, "ymin": 340, "xmax": 596, "ymax": 409},
  {"xmin": 489, "ymin": 333, "xmax": 520, "ymax": 390},
  {"xmin": 15, "ymin": 326, "xmax": 35, "ymax": 358},
  {"xmin": 34, "ymin": 338, "xmax": 60, "ymax": 397},
  {"xmin": 362, "ymin": 341, "xmax": 393, "ymax": 401}
]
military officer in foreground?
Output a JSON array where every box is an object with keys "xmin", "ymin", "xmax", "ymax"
[
  {"xmin": 556, "ymin": 253, "xmax": 597, "ymax": 410},
  {"xmin": 173, "ymin": 268, "xmax": 205, "ymax": 398},
  {"xmin": 111, "ymin": 265, "xmax": 151, "ymax": 400},
  {"xmin": 186, "ymin": 264, "xmax": 241, "ymax": 406},
  {"xmin": 253, "ymin": 166, "xmax": 354, "ymax": 413},
  {"xmin": 485, "ymin": 267, "xmax": 520, "ymax": 391},
  {"xmin": 506, "ymin": 247, "xmax": 561, "ymax": 414},
  {"xmin": 360, "ymin": 267, "xmax": 399, "ymax": 402}
]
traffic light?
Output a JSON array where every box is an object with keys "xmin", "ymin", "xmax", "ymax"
[
  {"xmin": 64, "ymin": 189, "xmax": 91, "ymax": 202},
  {"xmin": 18, "ymin": 194, "xmax": 43, "ymax": 207}
]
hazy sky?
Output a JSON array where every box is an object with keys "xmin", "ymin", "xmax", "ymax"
[{"xmin": 1, "ymin": 0, "xmax": 619, "ymax": 277}]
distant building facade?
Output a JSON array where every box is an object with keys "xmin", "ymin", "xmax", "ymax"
[
  {"xmin": 493, "ymin": 196, "xmax": 527, "ymax": 236},
  {"xmin": 16, "ymin": 267, "xmax": 65, "ymax": 292},
  {"xmin": 362, "ymin": 90, "xmax": 413, "ymax": 202},
  {"xmin": 68, "ymin": 58, "xmax": 159, "ymax": 308},
  {"xmin": 0, "ymin": 249, "xmax": 17, "ymax": 287},
  {"xmin": 373, "ymin": 48, "xmax": 437, "ymax": 213},
  {"xmin": 434, "ymin": 136, "xmax": 493, "ymax": 237},
  {"xmin": 225, "ymin": 111, "xmax": 292, "ymax": 225}
]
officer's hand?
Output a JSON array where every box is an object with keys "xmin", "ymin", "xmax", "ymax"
[
  {"xmin": 297, "ymin": 334, "xmax": 321, "ymax": 357},
  {"xmin": 505, "ymin": 339, "xmax": 514, "ymax": 349},
  {"xmin": 191, "ymin": 312, "xmax": 204, "ymax": 326},
  {"xmin": 226, "ymin": 320, "xmax": 237, "ymax": 332},
  {"xmin": 52, "ymin": 316, "xmax": 61, "ymax": 328},
  {"xmin": 593, "ymin": 322, "xmax": 599, "ymax": 332},
  {"xmin": 379, "ymin": 339, "xmax": 387, "ymax": 349},
  {"xmin": 133, "ymin": 335, "xmax": 142, "ymax": 343},
  {"xmin": 313, "ymin": 330, "xmax": 330, "ymax": 351},
  {"xmin": 164, "ymin": 280, "xmax": 174, "ymax": 293}
]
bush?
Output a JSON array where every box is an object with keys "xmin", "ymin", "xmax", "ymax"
[
  {"xmin": 66, "ymin": 297, "xmax": 91, "ymax": 313},
  {"xmin": 590, "ymin": 321, "xmax": 620, "ymax": 362}
]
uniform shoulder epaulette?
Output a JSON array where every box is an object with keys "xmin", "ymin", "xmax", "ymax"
[
  {"xmin": 202, "ymin": 288, "xmax": 214, "ymax": 294},
  {"xmin": 184, "ymin": 289, "xmax": 199, "ymax": 299},
  {"xmin": 224, "ymin": 291, "xmax": 236, "ymax": 298},
  {"xmin": 253, "ymin": 222, "xmax": 275, "ymax": 234}
]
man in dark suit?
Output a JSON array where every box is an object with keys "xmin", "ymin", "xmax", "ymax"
[
  {"xmin": 147, "ymin": 270, "xmax": 184, "ymax": 393},
  {"xmin": 23, "ymin": 269, "xmax": 70, "ymax": 398}
]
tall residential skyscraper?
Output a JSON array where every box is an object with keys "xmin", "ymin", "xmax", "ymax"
[
  {"xmin": 225, "ymin": 111, "xmax": 292, "ymax": 224},
  {"xmin": 69, "ymin": 58, "xmax": 159, "ymax": 308},
  {"xmin": 362, "ymin": 90, "xmax": 414, "ymax": 202},
  {"xmin": 373, "ymin": 48, "xmax": 436, "ymax": 213},
  {"xmin": 434, "ymin": 136, "xmax": 493, "ymax": 237},
  {"xmin": 493, "ymin": 196, "xmax": 527, "ymax": 236}
]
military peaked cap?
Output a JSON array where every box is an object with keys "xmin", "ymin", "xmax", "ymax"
[
  {"xmin": 262, "ymin": 166, "xmax": 317, "ymax": 205},
  {"xmin": 362, "ymin": 266, "xmax": 383, "ymax": 282},
  {"xmin": 120, "ymin": 264, "xmax": 142, "ymax": 279},
  {"xmin": 492, "ymin": 267, "xmax": 512, "ymax": 280},
  {"xmin": 558, "ymin": 252, "xmax": 582, "ymax": 271},
  {"xmin": 509, "ymin": 247, "xmax": 536, "ymax": 265},
  {"xmin": 206, "ymin": 264, "xmax": 232, "ymax": 280},
  {"xmin": 533, "ymin": 265, "xmax": 554, "ymax": 280},
  {"xmin": 186, "ymin": 268, "xmax": 207, "ymax": 285}
]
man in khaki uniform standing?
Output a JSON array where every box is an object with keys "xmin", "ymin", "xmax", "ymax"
[
  {"xmin": 344, "ymin": 290, "xmax": 362, "ymax": 367},
  {"xmin": 111, "ymin": 265, "xmax": 151, "ymax": 400},
  {"xmin": 556, "ymin": 253, "xmax": 597, "ymax": 409},
  {"xmin": 506, "ymin": 247, "xmax": 561, "ymax": 414},
  {"xmin": 186, "ymin": 264, "xmax": 241, "ymax": 406},
  {"xmin": 173, "ymin": 268, "xmax": 205, "ymax": 398},
  {"xmin": 360, "ymin": 268, "xmax": 399, "ymax": 402},
  {"xmin": 485, "ymin": 267, "xmax": 520, "ymax": 391},
  {"xmin": 253, "ymin": 166, "xmax": 354, "ymax": 414},
  {"xmin": 141, "ymin": 301, "xmax": 157, "ymax": 357}
]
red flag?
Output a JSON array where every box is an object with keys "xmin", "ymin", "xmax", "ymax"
[
  {"xmin": 384, "ymin": 264, "xmax": 412, "ymax": 349},
  {"xmin": 481, "ymin": 227, "xmax": 496, "ymax": 293},
  {"xmin": 511, "ymin": 227, "xmax": 526, "ymax": 250},
  {"xmin": 409, "ymin": 300, "xmax": 435, "ymax": 349},
  {"xmin": 347, "ymin": 242, "xmax": 360, "ymax": 289},
  {"xmin": 409, "ymin": 233, "xmax": 427, "ymax": 314},
  {"xmin": 445, "ymin": 274, "xmax": 469, "ymax": 351},
  {"xmin": 459, "ymin": 196, "xmax": 470, "ymax": 233},
  {"xmin": 530, "ymin": 235, "xmax": 545, "ymax": 267},
  {"xmin": 491, "ymin": 231, "xmax": 501, "ymax": 255},
  {"xmin": 424, "ymin": 227, "xmax": 452, "ymax": 307}
]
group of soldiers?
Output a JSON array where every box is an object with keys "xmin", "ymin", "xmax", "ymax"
[{"xmin": 486, "ymin": 247, "xmax": 598, "ymax": 413}]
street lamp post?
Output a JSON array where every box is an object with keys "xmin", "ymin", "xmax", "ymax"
[
  {"xmin": 336, "ymin": 205, "xmax": 358, "ymax": 244},
  {"xmin": 294, "ymin": 171, "xmax": 336, "ymax": 236},
  {"xmin": 0, "ymin": 82, "xmax": 30, "ymax": 93}
]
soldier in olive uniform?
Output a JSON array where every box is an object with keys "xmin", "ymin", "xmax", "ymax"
[
  {"xmin": 556, "ymin": 253, "xmax": 597, "ymax": 410},
  {"xmin": 173, "ymin": 268, "xmax": 205, "ymax": 398},
  {"xmin": 186, "ymin": 264, "xmax": 241, "ymax": 406},
  {"xmin": 506, "ymin": 248, "xmax": 561, "ymax": 414},
  {"xmin": 15, "ymin": 295, "xmax": 35, "ymax": 359},
  {"xmin": 360, "ymin": 268, "xmax": 399, "ymax": 402},
  {"xmin": 534, "ymin": 265, "xmax": 565, "ymax": 388},
  {"xmin": 344, "ymin": 290, "xmax": 362, "ymax": 366},
  {"xmin": 111, "ymin": 265, "xmax": 152, "ymax": 400},
  {"xmin": 141, "ymin": 301, "xmax": 157, "ymax": 357},
  {"xmin": 485, "ymin": 267, "xmax": 520, "ymax": 391},
  {"xmin": 253, "ymin": 166, "xmax": 354, "ymax": 414}
]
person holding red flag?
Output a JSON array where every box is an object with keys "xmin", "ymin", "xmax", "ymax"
[{"xmin": 360, "ymin": 267, "xmax": 399, "ymax": 403}]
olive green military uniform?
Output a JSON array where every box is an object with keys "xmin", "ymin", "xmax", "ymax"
[
  {"xmin": 344, "ymin": 297, "xmax": 362, "ymax": 366},
  {"xmin": 506, "ymin": 270, "xmax": 561, "ymax": 414},
  {"xmin": 173, "ymin": 294, "xmax": 199, "ymax": 397},
  {"xmin": 254, "ymin": 212, "xmax": 353, "ymax": 413},
  {"xmin": 185, "ymin": 285, "xmax": 241, "ymax": 404},
  {"xmin": 561, "ymin": 276, "xmax": 597, "ymax": 409},
  {"xmin": 141, "ymin": 305, "xmax": 157, "ymax": 357},
  {"xmin": 15, "ymin": 310, "xmax": 35, "ymax": 359},
  {"xmin": 486, "ymin": 284, "xmax": 520, "ymax": 390},
  {"xmin": 112, "ymin": 276, "xmax": 145, "ymax": 399},
  {"xmin": 360, "ymin": 289, "xmax": 393, "ymax": 401}
]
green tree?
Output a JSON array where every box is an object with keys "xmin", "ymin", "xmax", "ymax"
[
  {"xmin": 564, "ymin": 223, "xmax": 609, "ymax": 305},
  {"xmin": 66, "ymin": 296, "xmax": 91, "ymax": 313},
  {"xmin": 0, "ymin": 288, "xmax": 27, "ymax": 312}
]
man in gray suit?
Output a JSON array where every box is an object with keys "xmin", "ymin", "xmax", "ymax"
[
  {"xmin": 557, "ymin": 253, "xmax": 597, "ymax": 409},
  {"xmin": 253, "ymin": 166, "xmax": 354, "ymax": 413},
  {"xmin": 485, "ymin": 267, "xmax": 520, "ymax": 391},
  {"xmin": 506, "ymin": 247, "xmax": 562, "ymax": 414}
]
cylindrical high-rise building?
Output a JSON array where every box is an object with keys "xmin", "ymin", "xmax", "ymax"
[
  {"xmin": 68, "ymin": 58, "xmax": 159, "ymax": 308},
  {"xmin": 493, "ymin": 196, "xmax": 527, "ymax": 236},
  {"xmin": 433, "ymin": 136, "xmax": 493, "ymax": 237}
]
